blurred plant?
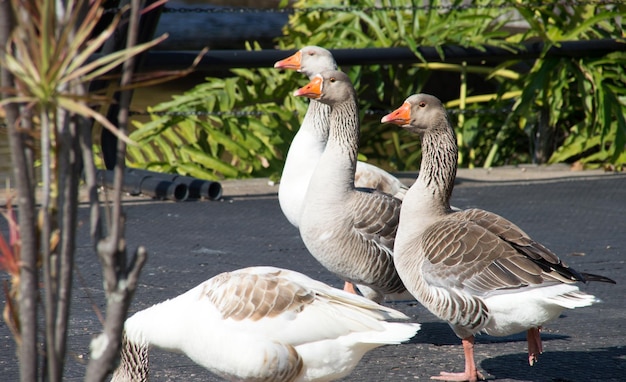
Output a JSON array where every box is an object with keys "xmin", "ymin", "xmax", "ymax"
[
  {"xmin": 127, "ymin": 41, "xmax": 303, "ymax": 181},
  {"xmin": 129, "ymin": 0, "xmax": 625, "ymax": 179},
  {"xmin": 0, "ymin": 1, "xmax": 166, "ymax": 145},
  {"xmin": 483, "ymin": 2, "xmax": 626, "ymax": 169}
]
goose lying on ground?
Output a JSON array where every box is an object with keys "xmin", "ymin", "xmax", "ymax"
[
  {"xmin": 292, "ymin": 70, "xmax": 412, "ymax": 303},
  {"xmin": 381, "ymin": 94, "xmax": 615, "ymax": 382},
  {"xmin": 111, "ymin": 266, "xmax": 420, "ymax": 382},
  {"xmin": 274, "ymin": 46, "xmax": 407, "ymax": 229}
]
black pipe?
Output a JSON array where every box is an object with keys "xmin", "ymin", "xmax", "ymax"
[
  {"xmin": 141, "ymin": 39, "xmax": 626, "ymax": 71},
  {"xmin": 126, "ymin": 168, "xmax": 223, "ymax": 200},
  {"xmin": 334, "ymin": 39, "xmax": 626, "ymax": 66},
  {"xmin": 96, "ymin": 169, "xmax": 189, "ymax": 202}
]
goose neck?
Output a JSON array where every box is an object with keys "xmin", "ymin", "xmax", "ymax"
[
  {"xmin": 306, "ymin": 99, "xmax": 359, "ymax": 198},
  {"xmin": 416, "ymin": 121, "xmax": 458, "ymax": 207},
  {"xmin": 326, "ymin": 99, "xmax": 360, "ymax": 168},
  {"xmin": 301, "ymin": 100, "xmax": 330, "ymax": 142},
  {"xmin": 111, "ymin": 332, "xmax": 149, "ymax": 382}
]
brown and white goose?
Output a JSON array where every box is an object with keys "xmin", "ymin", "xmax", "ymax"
[
  {"xmin": 274, "ymin": 46, "xmax": 407, "ymax": 229},
  {"xmin": 111, "ymin": 266, "xmax": 420, "ymax": 382},
  {"xmin": 292, "ymin": 70, "xmax": 411, "ymax": 303},
  {"xmin": 381, "ymin": 94, "xmax": 615, "ymax": 382}
]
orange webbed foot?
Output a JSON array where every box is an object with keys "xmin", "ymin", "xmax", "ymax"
[
  {"xmin": 431, "ymin": 370, "xmax": 485, "ymax": 381},
  {"xmin": 431, "ymin": 336, "xmax": 485, "ymax": 381}
]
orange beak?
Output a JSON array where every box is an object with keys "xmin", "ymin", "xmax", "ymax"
[
  {"xmin": 381, "ymin": 102, "xmax": 411, "ymax": 125},
  {"xmin": 293, "ymin": 75, "xmax": 323, "ymax": 99},
  {"xmin": 274, "ymin": 51, "xmax": 302, "ymax": 70}
]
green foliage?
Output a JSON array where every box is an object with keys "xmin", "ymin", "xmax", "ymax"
[
  {"xmin": 546, "ymin": 53, "xmax": 626, "ymax": 168},
  {"xmin": 492, "ymin": 3, "xmax": 626, "ymax": 169},
  {"xmin": 127, "ymin": 42, "xmax": 304, "ymax": 180},
  {"xmin": 129, "ymin": 0, "xmax": 626, "ymax": 178}
]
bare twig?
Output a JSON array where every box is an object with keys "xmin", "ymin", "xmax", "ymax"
[
  {"xmin": 41, "ymin": 106, "xmax": 59, "ymax": 381},
  {"xmin": 85, "ymin": 0, "xmax": 150, "ymax": 379}
]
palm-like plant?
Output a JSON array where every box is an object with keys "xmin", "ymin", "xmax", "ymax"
[
  {"xmin": 1, "ymin": 0, "xmax": 167, "ymax": 142},
  {"xmin": 0, "ymin": 0, "xmax": 174, "ymax": 380}
]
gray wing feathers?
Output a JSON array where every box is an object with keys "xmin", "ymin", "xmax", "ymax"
[
  {"xmin": 348, "ymin": 190, "xmax": 406, "ymax": 294},
  {"xmin": 421, "ymin": 219, "xmax": 547, "ymax": 295},
  {"xmin": 352, "ymin": 190, "xmax": 401, "ymax": 248}
]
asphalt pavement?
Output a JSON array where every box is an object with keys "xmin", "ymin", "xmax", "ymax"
[{"xmin": 1, "ymin": 165, "xmax": 625, "ymax": 381}]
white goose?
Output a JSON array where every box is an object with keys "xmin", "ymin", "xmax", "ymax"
[
  {"xmin": 293, "ymin": 70, "xmax": 411, "ymax": 303},
  {"xmin": 274, "ymin": 46, "xmax": 407, "ymax": 229},
  {"xmin": 111, "ymin": 266, "xmax": 420, "ymax": 382},
  {"xmin": 381, "ymin": 94, "xmax": 615, "ymax": 382}
]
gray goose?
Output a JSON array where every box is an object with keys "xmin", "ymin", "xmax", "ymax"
[
  {"xmin": 381, "ymin": 94, "xmax": 615, "ymax": 382},
  {"xmin": 293, "ymin": 70, "xmax": 411, "ymax": 303},
  {"xmin": 274, "ymin": 45, "xmax": 407, "ymax": 229},
  {"xmin": 111, "ymin": 266, "xmax": 420, "ymax": 382}
]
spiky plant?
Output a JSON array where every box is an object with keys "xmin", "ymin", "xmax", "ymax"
[{"xmin": 0, "ymin": 0, "xmax": 178, "ymax": 380}]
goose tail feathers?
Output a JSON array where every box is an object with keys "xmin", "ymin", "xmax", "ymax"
[
  {"xmin": 547, "ymin": 290, "xmax": 601, "ymax": 309},
  {"xmin": 363, "ymin": 322, "xmax": 421, "ymax": 345}
]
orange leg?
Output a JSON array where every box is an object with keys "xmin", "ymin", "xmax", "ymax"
[
  {"xmin": 431, "ymin": 336, "xmax": 485, "ymax": 382},
  {"xmin": 526, "ymin": 326, "xmax": 543, "ymax": 366},
  {"xmin": 343, "ymin": 281, "xmax": 358, "ymax": 294}
]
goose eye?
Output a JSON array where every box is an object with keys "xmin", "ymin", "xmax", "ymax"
[
  {"xmin": 329, "ymin": 77, "xmax": 336, "ymax": 83},
  {"xmin": 419, "ymin": 101, "xmax": 426, "ymax": 108}
]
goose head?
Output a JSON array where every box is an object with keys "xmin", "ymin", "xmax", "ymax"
[
  {"xmin": 381, "ymin": 94, "xmax": 450, "ymax": 136},
  {"xmin": 382, "ymin": 93, "xmax": 457, "ymax": 202},
  {"xmin": 274, "ymin": 46, "xmax": 337, "ymax": 79},
  {"xmin": 293, "ymin": 70, "xmax": 356, "ymax": 107}
]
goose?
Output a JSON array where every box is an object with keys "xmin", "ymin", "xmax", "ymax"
[
  {"xmin": 381, "ymin": 94, "xmax": 616, "ymax": 382},
  {"xmin": 292, "ymin": 70, "xmax": 412, "ymax": 303},
  {"xmin": 111, "ymin": 266, "xmax": 420, "ymax": 382},
  {"xmin": 274, "ymin": 45, "xmax": 407, "ymax": 229}
]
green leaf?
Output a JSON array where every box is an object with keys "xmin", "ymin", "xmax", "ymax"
[
  {"xmin": 176, "ymin": 162, "xmax": 220, "ymax": 181},
  {"xmin": 180, "ymin": 146, "xmax": 239, "ymax": 178}
]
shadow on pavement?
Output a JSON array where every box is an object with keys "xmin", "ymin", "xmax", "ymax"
[{"xmin": 481, "ymin": 346, "xmax": 626, "ymax": 382}]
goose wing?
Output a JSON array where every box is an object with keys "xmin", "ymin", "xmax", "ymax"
[
  {"xmin": 203, "ymin": 267, "xmax": 411, "ymax": 342},
  {"xmin": 460, "ymin": 209, "xmax": 587, "ymax": 283},
  {"xmin": 420, "ymin": 208, "xmax": 590, "ymax": 297},
  {"xmin": 203, "ymin": 267, "xmax": 315, "ymax": 322},
  {"xmin": 355, "ymin": 162, "xmax": 408, "ymax": 200},
  {"xmin": 346, "ymin": 191, "xmax": 406, "ymax": 294},
  {"xmin": 351, "ymin": 189, "xmax": 401, "ymax": 249},
  {"xmin": 420, "ymin": 218, "xmax": 547, "ymax": 296}
]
